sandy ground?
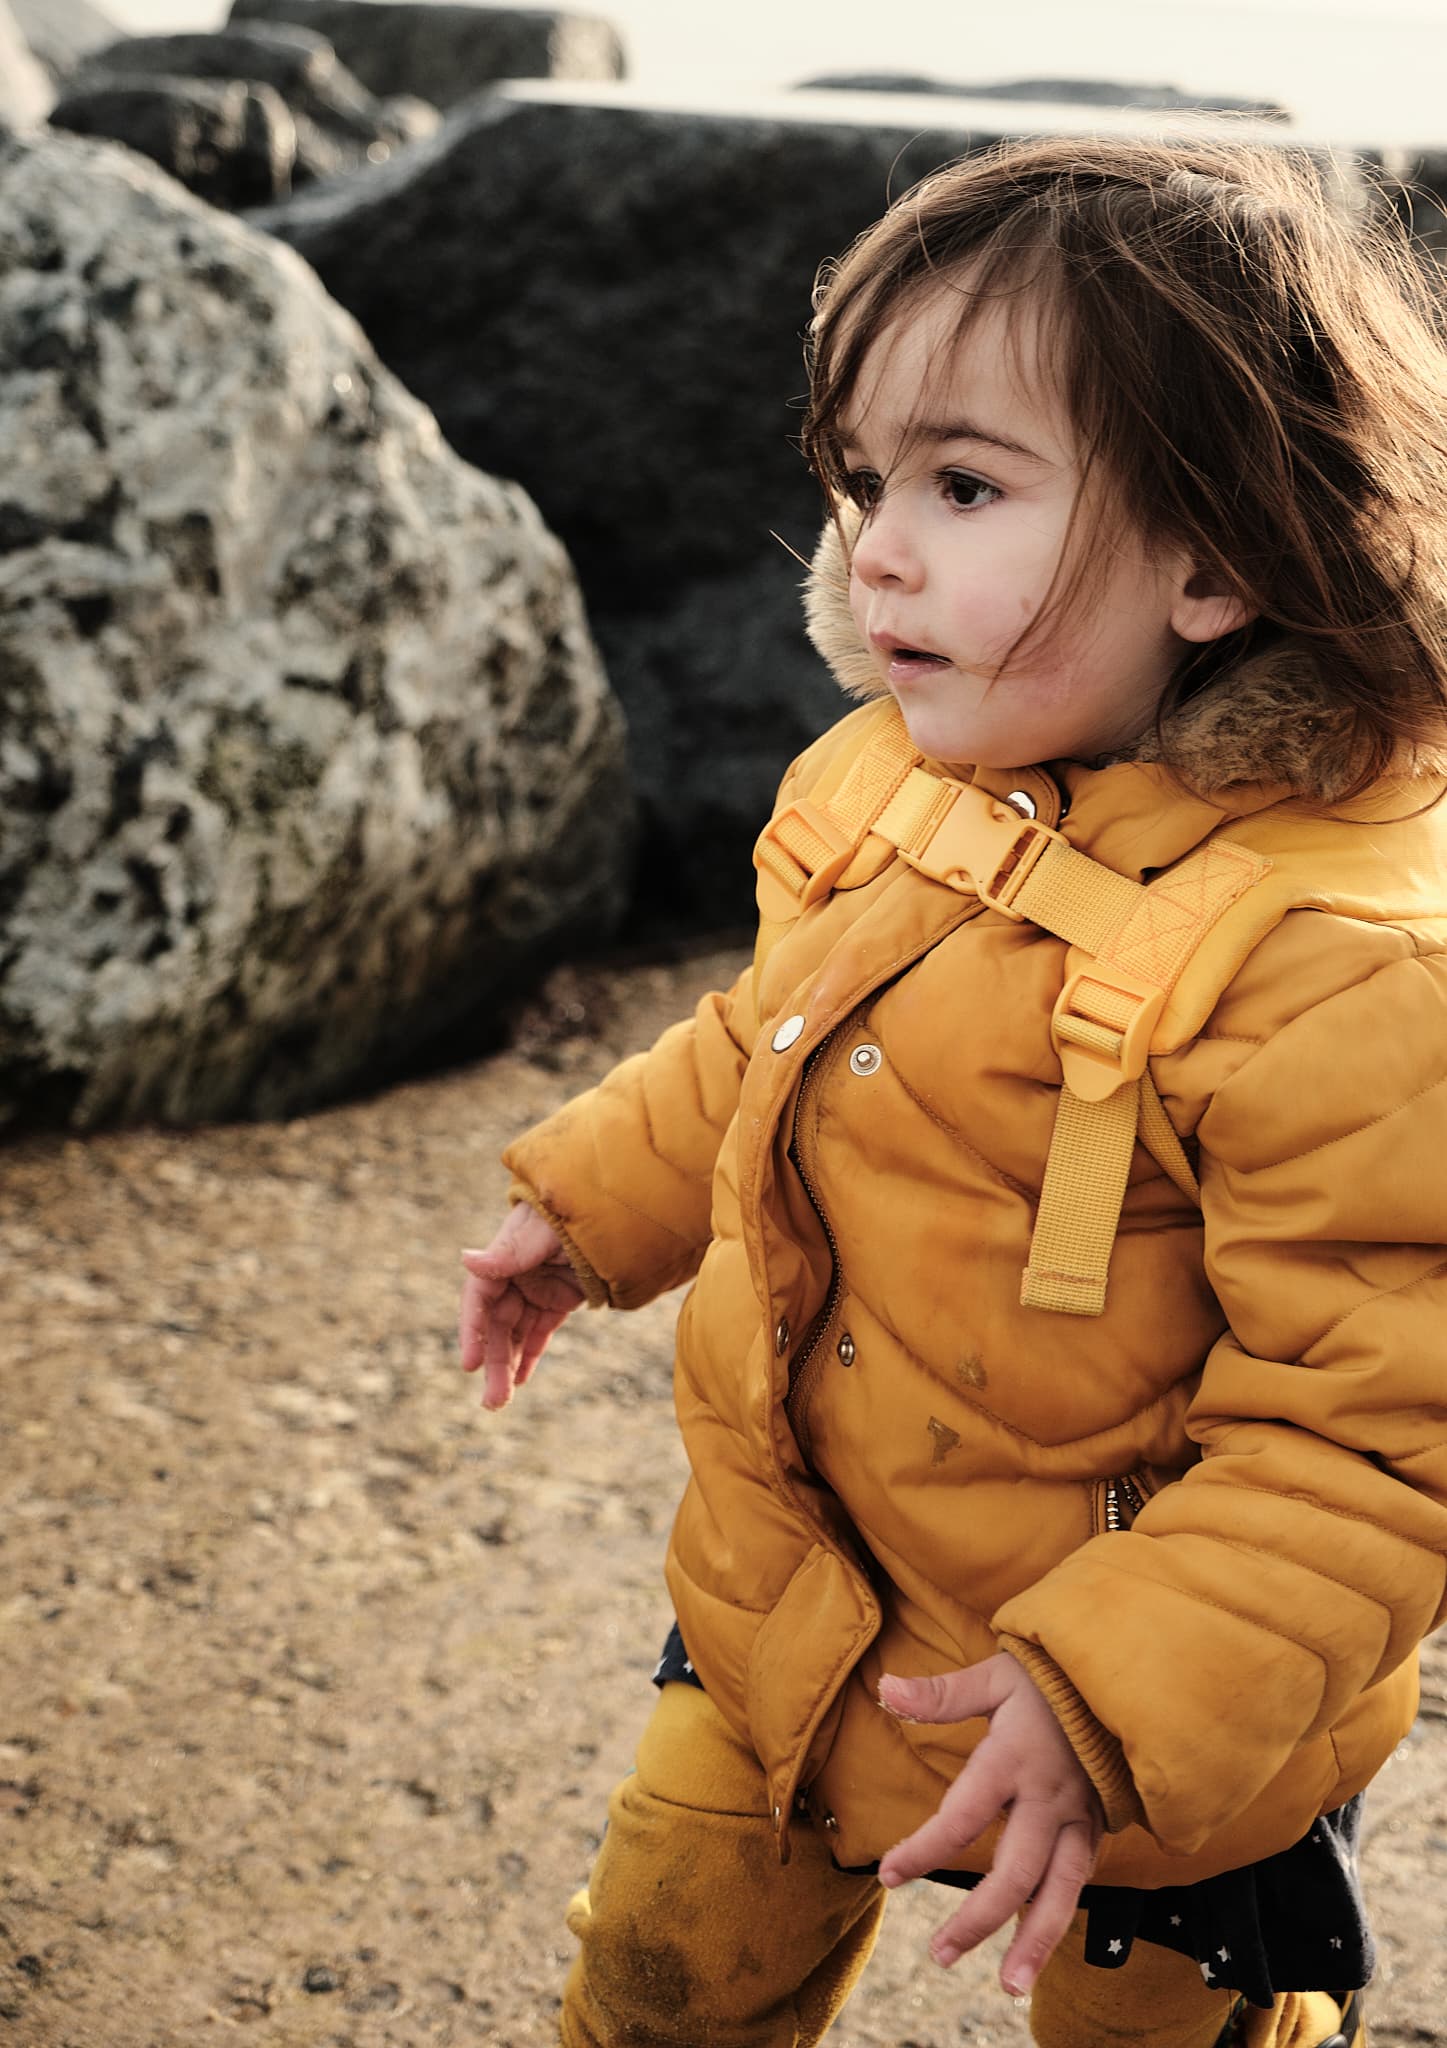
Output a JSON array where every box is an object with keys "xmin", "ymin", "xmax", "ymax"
[{"xmin": 3, "ymin": 946, "xmax": 1446, "ymax": 2048}]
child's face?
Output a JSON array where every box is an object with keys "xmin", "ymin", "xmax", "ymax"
[{"xmin": 840, "ymin": 287, "xmax": 1197, "ymax": 770}]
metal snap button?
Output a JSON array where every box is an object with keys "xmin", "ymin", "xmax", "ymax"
[
  {"xmin": 772, "ymin": 1803, "xmax": 782, "ymax": 1825},
  {"xmin": 1005, "ymin": 788, "xmax": 1038, "ymax": 819},
  {"xmin": 849, "ymin": 1043, "xmax": 882, "ymax": 1077},
  {"xmin": 775, "ymin": 1317, "xmax": 790, "ymax": 1355},
  {"xmin": 772, "ymin": 1013, "xmax": 806, "ymax": 1052},
  {"xmin": 822, "ymin": 1811, "xmax": 839, "ymax": 1832},
  {"xmin": 836, "ymin": 1333, "xmax": 856, "ymax": 1368}
]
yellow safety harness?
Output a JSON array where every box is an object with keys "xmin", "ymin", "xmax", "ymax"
[{"xmin": 754, "ymin": 711, "xmax": 1270, "ymax": 1316}]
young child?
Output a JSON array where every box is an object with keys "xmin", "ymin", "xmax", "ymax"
[{"xmin": 458, "ymin": 136, "xmax": 1447, "ymax": 2047}]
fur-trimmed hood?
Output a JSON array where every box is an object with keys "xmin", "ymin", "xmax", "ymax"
[{"xmin": 802, "ymin": 512, "xmax": 1443, "ymax": 805}]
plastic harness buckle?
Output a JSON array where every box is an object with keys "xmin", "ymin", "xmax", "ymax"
[
  {"xmin": 1051, "ymin": 965, "xmax": 1166, "ymax": 1103},
  {"xmin": 898, "ymin": 786, "xmax": 1068, "ymax": 918},
  {"xmin": 753, "ymin": 798, "xmax": 859, "ymax": 919}
]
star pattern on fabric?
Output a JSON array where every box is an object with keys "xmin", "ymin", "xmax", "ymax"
[
  {"xmin": 1169, "ymin": 1914, "xmax": 1182, "ymax": 1927},
  {"xmin": 1108, "ymin": 1939, "xmax": 1123, "ymax": 1955},
  {"xmin": 1200, "ymin": 1962, "xmax": 1215, "ymax": 1981},
  {"xmin": 1330, "ymin": 1935, "xmax": 1343, "ymax": 1949},
  {"xmin": 1218, "ymin": 1947, "xmax": 1230, "ymax": 1963}
]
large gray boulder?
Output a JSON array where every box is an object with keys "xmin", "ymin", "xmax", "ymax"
[
  {"xmin": 70, "ymin": 27, "xmax": 436, "ymax": 186},
  {"xmin": 12, "ymin": 0, "xmax": 122, "ymax": 83},
  {"xmin": 258, "ymin": 85, "xmax": 1306, "ymax": 929},
  {"xmin": 50, "ymin": 75, "xmax": 299, "ymax": 209},
  {"xmin": 227, "ymin": 0, "xmax": 625, "ymax": 110},
  {"xmin": 0, "ymin": 0, "xmax": 53, "ymax": 127},
  {"xmin": 0, "ymin": 129, "xmax": 631, "ymax": 1130}
]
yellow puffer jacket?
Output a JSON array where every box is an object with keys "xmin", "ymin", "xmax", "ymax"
[{"xmin": 504, "ymin": 539, "xmax": 1447, "ymax": 1890}]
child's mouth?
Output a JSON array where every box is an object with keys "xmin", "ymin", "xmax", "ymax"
[{"xmin": 888, "ymin": 648, "xmax": 951, "ymax": 678}]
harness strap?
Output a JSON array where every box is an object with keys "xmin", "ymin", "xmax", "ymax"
[
  {"xmin": 1018, "ymin": 1078, "xmax": 1144, "ymax": 1317},
  {"xmin": 753, "ymin": 710, "xmax": 1263, "ymax": 1315},
  {"xmin": 1139, "ymin": 1072, "xmax": 1202, "ymax": 1206}
]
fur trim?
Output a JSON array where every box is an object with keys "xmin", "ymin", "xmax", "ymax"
[
  {"xmin": 802, "ymin": 513, "xmax": 889, "ymax": 706},
  {"xmin": 802, "ymin": 512, "xmax": 1443, "ymax": 803}
]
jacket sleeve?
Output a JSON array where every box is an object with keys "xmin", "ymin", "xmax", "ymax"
[
  {"xmin": 499, "ymin": 708, "xmax": 884, "ymax": 1310},
  {"xmin": 995, "ymin": 942, "xmax": 1447, "ymax": 1852},
  {"xmin": 502, "ymin": 959, "xmax": 762, "ymax": 1311}
]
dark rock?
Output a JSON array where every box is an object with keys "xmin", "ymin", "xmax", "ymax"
[
  {"xmin": 49, "ymin": 76, "xmax": 298, "ymax": 210},
  {"xmin": 301, "ymin": 1963, "xmax": 341, "ymax": 1993},
  {"xmin": 69, "ymin": 27, "xmax": 437, "ymax": 186},
  {"xmin": 795, "ymin": 72, "xmax": 1291, "ymax": 120},
  {"xmin": 0, "ymin": 129, "xmax": 631, "ymax": 1130},
  {"xmin": 226, "ymin": 0, "xmax": 625, "ymax": 110},
  {"xmin": 273, "ymin": 86, "xmax": 1298, "ymax": 928}
]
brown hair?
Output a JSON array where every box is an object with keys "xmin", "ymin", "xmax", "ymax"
[{"xmin": 802, "ymin": 136, "xmax": 1447, "ymax": 796}]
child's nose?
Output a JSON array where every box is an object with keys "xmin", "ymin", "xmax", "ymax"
[{"xmin": 849, "ymin": 502, "xmax": 925, "ymax": 592}]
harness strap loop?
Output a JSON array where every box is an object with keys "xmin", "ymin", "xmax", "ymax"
[{"xmin": 1020, "ymin": 1080, "xmax": 1143, "ymax": 1316}]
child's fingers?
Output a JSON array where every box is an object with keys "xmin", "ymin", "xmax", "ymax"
[
  {"xmin": 459, "ymin": 1270, "xmax": 521, "ymax": 1375},
  {"xmin": 458, "ymin": 1268, "xmax": 496, "ymax": 1374},
  {"xmin": 480, "ymin": 1292, "xmax": 526, "ymax": 1410},
  {"xmin": 462, "ymin": 1205, "xmax": 564, "ymax": 1281},
  {"xmin": 921, "ymin": 1798, "xmax": 1059, "ymax": 1968},
  {"xmin": 878, "ymin": 1662, "xmax": 999, "ymax": 1727},
  {"xmin": 515, "ymin": 1301, "xmax": 569, "ymax": 1386},
  {"xmin": 997, "ymin": 1816, "xmax": 1099, "ymax": 1996},
  {"xmin": 878, "ymin": 1736, "xmax": 1010, "ymax": 1889},
  {"xmin": 514, "ymin": 1303, "xmax": 549, "ymax": 1386}
]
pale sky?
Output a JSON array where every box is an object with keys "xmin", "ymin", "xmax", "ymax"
[{"xmin": 99, "ymin": 0, "xmax": 1447, "ymax": 146}]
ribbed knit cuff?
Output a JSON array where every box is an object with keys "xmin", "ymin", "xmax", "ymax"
[
  {"xmin": 997, "ymin": 1634, "xmax": 1145, "ymax": 1834},
  {"xmin": 505, "ymin": 1179, "xmax": 611, "ymax": 1309}
]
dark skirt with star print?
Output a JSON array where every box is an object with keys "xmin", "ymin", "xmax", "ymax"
[{"xmin": 652, "ymin": 1621, "xmax": 1372, "ymax": 2010}]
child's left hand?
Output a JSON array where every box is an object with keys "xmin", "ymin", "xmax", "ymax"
[{"xmin": 876, "ymin": 1653, "xmax": 1103, "ymax": 1997}]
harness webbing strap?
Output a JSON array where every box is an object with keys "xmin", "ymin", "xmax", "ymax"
[
  {"xmin": 751, "ymin": 709, "xmax": 1265, "ymax": 1316},
  {"xmin": 1019, "ymin": 1079, "xmax": 1143, "ymax": 1317},
  {"xmin": 1013, "ymin": 840, "xmax": 1143, "ymax": 956},
  {"xmin": 1139, "ymin": 1072, "xmax": 1202, "ymax": 1205}
]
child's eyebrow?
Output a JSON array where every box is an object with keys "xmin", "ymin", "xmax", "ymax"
[
  {"xmin": 839, "ymin": 417, "xmax": 1046, "ymax": 463},
  {"xmin": 919, "ymin": 418, "xmax": 1045, "ymax": 460}
]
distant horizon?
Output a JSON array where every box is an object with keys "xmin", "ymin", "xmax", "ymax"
[{"xmin": 96, "ymin": 0, "xmax": 1447, "ymax": 149}]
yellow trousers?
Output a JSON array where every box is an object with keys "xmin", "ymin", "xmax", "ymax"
[{"xmin": 560, "ymin": 1683, "xmax": 1365, "ymax": 2048}]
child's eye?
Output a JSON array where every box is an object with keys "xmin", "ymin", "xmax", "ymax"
[
  {"xmin": 840, "ymin": 469, "xmax": 882, "ymax": 510},
  {"xmin": 941, "ymin": 470, "xmax": 1001, "ymax": 511}
]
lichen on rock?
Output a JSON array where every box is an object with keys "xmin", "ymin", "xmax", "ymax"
[{"xmin": 0, "ymin": 128, "xmax": 632, "ymax": 1129}]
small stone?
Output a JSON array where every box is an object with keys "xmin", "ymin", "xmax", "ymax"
[{"xmin": 301, "ymin": 1963, "xmax": 341, "ymax": 1993}]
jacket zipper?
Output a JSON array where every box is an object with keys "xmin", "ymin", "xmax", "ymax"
[
  {"xmin": 783, "ymin": 1026, "xmax": 848, "ymax": 1461},
  {"xmin": 1098, "ymin": 1472, "xmax": 1149, "ymax": 1534}
]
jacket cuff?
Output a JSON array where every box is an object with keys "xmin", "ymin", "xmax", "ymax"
[
  {"xmin": 506, "ymin": 1178, "xmax": 611, "ymax": 1309},
  {"xmin": 997, "ymin": 1634, "xmax": 1145, "ymax": 1834}
]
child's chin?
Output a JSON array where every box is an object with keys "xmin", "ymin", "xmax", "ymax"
[{"xmin": 892, "ymin": 701, "xmax": 989, "ymax": 770}]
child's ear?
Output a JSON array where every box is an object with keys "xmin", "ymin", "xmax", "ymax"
[{"xmin": 1171, "ymin": 563, "xmax": 1258, "ymax": 644}]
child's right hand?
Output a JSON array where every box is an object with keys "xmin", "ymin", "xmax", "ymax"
[{"xmin": 459, "ymin": 1205, "xmax": 586, "ymax": 1411}]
